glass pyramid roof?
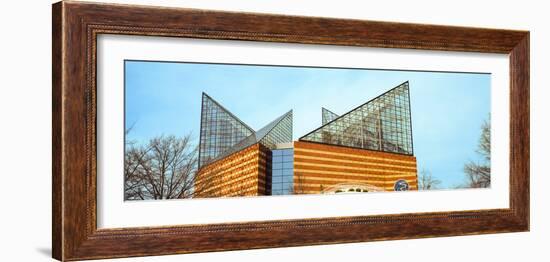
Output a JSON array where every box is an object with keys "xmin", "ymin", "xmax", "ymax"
[
  {"xmin": 198, "ymin": 93, "xmax": 254, "ymax": 168},
  {"xmin": 199, "ymin": 93, "xmax": 293, "ymax": 167},
  {"xmin": 322, "ymin": 107, "xmax": 339, "ymax": 125},
  {"xmin": 300, "ymin": 81, "xmax": 413, "ymax": 155}
]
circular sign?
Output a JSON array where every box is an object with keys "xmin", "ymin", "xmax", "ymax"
[{"xmin": 394, "ymin": 179, "xmax": 409, "ymax": 191}]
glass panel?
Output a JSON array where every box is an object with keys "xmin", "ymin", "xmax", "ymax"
[
  {"xmin": 272, "ymin": 150, "xmax": 283, "ymax": 156},
  {"xmin": 283, "ymin": 162, "xmax": 293, "ymax": 169},
  {"xmin": 282, "ymin": 183, "xmax": 293, "ymax": 194},
  {"xmin": 272, "ymin": 183, "xmax": 283, "ymax": 191},
  {"xmin": 282, "ymin": 175, "xmax": 293, "ymax": 184},
  {"xmin": 198, "ymin": 93, "xmax": 254, "ymax": 167},
  {"xmin": 272, "ymin": 176, "xmax": 283, "ymax": 183},
  {"xmin": 258, "ymin": 111, "xmax": 293, "ymax": 149},
  {"xmin": 299, "ymin": 82, "xmax": 413, "ymax": 155},
  {"xmin": 282, "ymin": 169, "xmax": 293, "ymax": 177},
  {"xmin": 282, "ymin": 155, "xmax": 293, "ymax": 162},
  {"xmin": 270, "ymin": 148, "xmax": 294, "ymax": 196},
  {"xmin": 322, "ymin": 107, "xmax": 339, "ymax": 125},
  {"xmin": 272, "ymin": 169, "xmax": 283, "ymax": 177}
]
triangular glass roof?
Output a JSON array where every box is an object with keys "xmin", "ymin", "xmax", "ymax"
[
  {"xmin": 199, "ymin": 93, "xmax": 293, "ymax": 167},
  {"xmin": 205, "ymin": 110, "xmax": 293, "ymax": 165},
  {"xmin": 322, "ymin": 107, "xmax": 339, "ymax": 125},
  {"xmin": 300, "ymin": 81, "xmax": 413, "ymax": 155},
  {"xmin": 258, "ymin": 110, "xmax": 293, "ymax": 149},
  {"xmin": 198, "ymin": 93, "xmax": 254, "ymax": 168}
]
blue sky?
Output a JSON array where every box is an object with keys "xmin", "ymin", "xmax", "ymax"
[{"xmin": 125, "ymin": 60, "xmax": 490, "ymax": 188}]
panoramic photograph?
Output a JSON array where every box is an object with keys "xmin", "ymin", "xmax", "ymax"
[{"xmin": 123, "ymin": 60, "xmax": 491, "ymax": 201}]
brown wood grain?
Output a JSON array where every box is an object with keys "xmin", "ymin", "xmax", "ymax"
[
  {"xmin": 52, "ymin": 1, "xmax": 530, "ymax": 261},
  {"xmin": 52, "ymin": 3, "xmax": 62, "ymax": 260}
]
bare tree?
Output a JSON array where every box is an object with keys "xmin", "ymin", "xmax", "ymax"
[
  {"xmin": 124, "ymin": 143, "xmax": 152, "ymax": 200},
  {"xmin": 463, "ymin": 118, "xmax": 491, "ymax": 188},
  {"xmin": 124, "ymin": 134, "xmax": 207, "ymax": 200},
  {"xmin": 292, "ymin": 172, "xmax": 306, "ymax": 194},
  {"xmin": 190, "ymin": 158, "xmax": 223, "ymax": 199},
  {"xmin": 418, "ymin": 169, "xmax": 441, "ymax": 190}
]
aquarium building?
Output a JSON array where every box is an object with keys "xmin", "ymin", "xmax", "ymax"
[{"xmin": 194, "ymin": 81, "xmax": 417, "ymax": 197}]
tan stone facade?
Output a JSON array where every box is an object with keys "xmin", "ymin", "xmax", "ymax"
[
  {"xmin": 293, "ymin": 141, "xmax": 418, "ymax": 194},
  {"xmin": 195, "ymin": 141, "xmax": 417, "ymax": 197},
  {"xmin": 195, "ymin": 143, "xmax": 270, "ymax": 197}
]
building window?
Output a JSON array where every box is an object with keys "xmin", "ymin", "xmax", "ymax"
[{"xmin": 271, "ymin": 148, "xmax": 294, "ymax": 195}]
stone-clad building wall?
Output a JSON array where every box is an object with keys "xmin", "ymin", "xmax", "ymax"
[{"xmin": 293, "ymin": 141, "xmax": 417, "ymax": 194}]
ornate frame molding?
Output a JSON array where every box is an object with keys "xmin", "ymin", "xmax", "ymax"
[{"xmin": 52, "ymin": 1, "xmax": 529, "ymax": 260}]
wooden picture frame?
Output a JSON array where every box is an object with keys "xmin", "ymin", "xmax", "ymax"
[{"xmin": 52, "ymin": 1, "xmax": 529, "ymax": 261}]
